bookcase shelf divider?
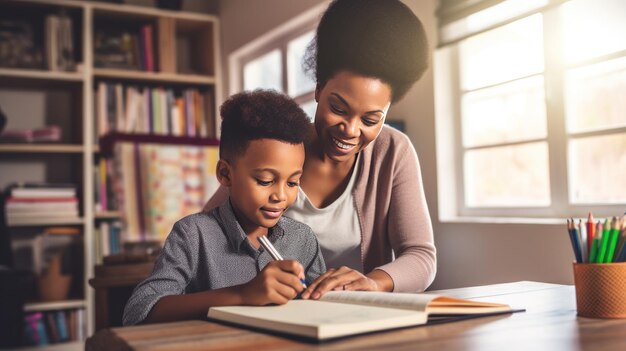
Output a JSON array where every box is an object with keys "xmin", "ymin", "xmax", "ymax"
[{"xmin": 0, "ymin": 0, "xmax": 221, "ymax": 345}]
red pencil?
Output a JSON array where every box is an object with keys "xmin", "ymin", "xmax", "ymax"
[{"xmin": 587, "ymin": 212, "xmax": 595, "ymax": 256}]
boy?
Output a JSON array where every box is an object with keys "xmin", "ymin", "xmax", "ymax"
[{"xmin": 123, "ymin": 90, "xmax": 326, "ymax": 325}]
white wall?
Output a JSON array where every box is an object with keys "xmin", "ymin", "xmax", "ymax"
[{"xmin": 217, "ymin": 0, "xmax": 576, "ymax": 290}]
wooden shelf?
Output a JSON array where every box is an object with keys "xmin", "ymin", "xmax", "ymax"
[
  {"xmin": 0, "ymin": 68, "xmax": 83, "ymax": 82},
  {"xmin": 0, "ymin": 144, "xmax": 84, "ymax": 153},
  {"xmin": 24, "ymin": 299, "xmax": 86, "ymax": 312},
  {"xmin": 15, "ymin": 340, "xmax": 83, "ymax": 351},
  {"xmin": 7, "ymin": 217, "xmax": 85, "ymax": 227},
  {"xmin": 98, "ymin": 132, "xmax": 219, "ymax": 157},
  {"xmin": 95, "ymin": 211, "xmax": 120, "ymax": 219},
  {"xmin": 94, "ymin": 68, "xmax": 216, "ymax": 85}
]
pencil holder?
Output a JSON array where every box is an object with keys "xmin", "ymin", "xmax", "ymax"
[{"xmin": 573, "ymin": 262, "xmax": 626, "ymax": 318}]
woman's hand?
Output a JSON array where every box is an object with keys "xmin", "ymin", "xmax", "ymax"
[{"xmin": 300, "ymin": 266, "xmax": 382, "ymax": 300}]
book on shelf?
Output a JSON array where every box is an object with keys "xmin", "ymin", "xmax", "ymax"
[
  {"xmin": 94, "ymin": 23, "xmax": 156, "ymax": 71},
  {"xmin": 4, "ymin": 183, "xmax": 78, "ymax": 224},
  {"xmin": 208, "ymin": 291, "xmax": 519, "ymax": 341},
  {"xmin": 94, "ymin": 158, "xmax": 117, "ymax": 212},
  {"xmin": 23, "ymin": 309, "xmax": 84, "ymax": 346},
  {"xmin": 112, "ymin": 141, "xmax": 219, "ymax": 242},
  {"xmin": 95, "ymin": 82, "xmax": 213, "ymax": 137},
  {"xmin": 0, "ymin": 19, "xmax": 43, "ymax": 69},
  {"xmin": 0, "ymin": 126, "xmax": 62, "ymax": 143},
  {"xmin": 45, "ymin": 12, "xmax": 75, "ymax": 72},
  {"xmin": 94, "ymin": 220, "xmax": 122, "ymax": 264},
  {"xmin": 6, "ymin": 182, "xmax": 76, "ymax": 197}
]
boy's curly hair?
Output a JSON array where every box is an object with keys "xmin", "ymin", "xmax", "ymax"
[{"xmin": 219, "ymin": 89, "xmax": 310, "ymax": 161}]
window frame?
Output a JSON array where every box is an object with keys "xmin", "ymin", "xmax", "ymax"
[
  {"xmin": 228, "ymin": 3, "xmax": 327, "ymax": 109},
  {"xmin": 435, "ymin": 0, "xmax": 626, "ymax": 220}
]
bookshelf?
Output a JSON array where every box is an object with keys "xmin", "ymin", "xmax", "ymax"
[{"xmin": 0, "ymin": 0, "xmax": 221, "ymax": 347}]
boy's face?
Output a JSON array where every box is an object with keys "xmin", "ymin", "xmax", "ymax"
[{"xmin": 219, "ymin": 138, "xmax": 305, "ymax": 236}]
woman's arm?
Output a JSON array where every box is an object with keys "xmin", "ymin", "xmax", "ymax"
[{"xmin": 376, "ymin": 134, "xmax": 436, "ymax": 292}]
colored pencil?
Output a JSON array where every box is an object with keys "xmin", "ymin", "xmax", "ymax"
[
  {"xmin": 589, "ymin": 221, "xmax": 602, "ymax": 263},
  {"xmin": 597, "ymin": 219, "xmax": 610, "ymax": 263},
  {"xmin": 615, "ymin": 217, "xmax": 626, "ymax": 262},
  {"xmin": 586, "ymin": 212, "xmax": 595, "ymax": 258},
  {"xmin": 567, "ymin": 219, "xmax": 583, "ymax": 263},
  {"xmin": 606, "ymin": 217, "xmax": 620, "ymax": 263}
]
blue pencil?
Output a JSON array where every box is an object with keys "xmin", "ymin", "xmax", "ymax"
[{"xmin": 567, "ymin": 219, "xmax": 583, "ymax": 263}]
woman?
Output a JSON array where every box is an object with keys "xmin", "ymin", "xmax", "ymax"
[{"xmin": 206, "ymin": 0, "xmax": 436, "ymax": 297}]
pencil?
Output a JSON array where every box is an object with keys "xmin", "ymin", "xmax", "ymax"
[
  {"xmin": 597, "ymin": 219, "xmax": 610, "ymax": 263},
  {"xmin": 606, "ymin": 217, "xmax": 620, "ymax": 263},
  {"xmin": 258, "ymin": 235, "xmax": 308, "ymax": 288},
  {"xmin": 578, "ymin": 219, "xmax": 587, "ymax": 263},
  {"xmin": 567, "ymin": 219, "xmax": 583, "ymax": 263},
  {"xmin": 586, "ymin": 212, "xmax": 595, "ymax": 258},
  {"xmin": 614, "ymin": 217, "xmax": 626, "ymax": 262},
  {"xmin": 589, "ymin": 221, "xmax": 602, "ymax": 263}
]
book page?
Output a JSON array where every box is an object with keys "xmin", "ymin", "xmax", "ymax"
[
  {"xmin": 208, "ymin": 299, "xmax": 427, "ymax": 340},
  {"xmin": 320, "ymin": 291, "xmax": 437, "ymax": 312},
  {"xmin": 319, "ymin": 291, "xmax": 512, "ymax": 315},
  {"xmin": 427, "ymin": 296, "xmax": 512, "ymax": 315}
]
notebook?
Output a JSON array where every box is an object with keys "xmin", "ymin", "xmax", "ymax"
[{"xmin": 207, "ymin": 290, "xmax": 518, "ymax": 340}]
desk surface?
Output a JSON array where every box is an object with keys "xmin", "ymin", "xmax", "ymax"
[{"xmin": 86, "ymin": 281, "xmax": 626, "ymax": 351}]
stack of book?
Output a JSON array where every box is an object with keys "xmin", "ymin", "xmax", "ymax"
[
  {"xmin": 95, "ymin": 82, "xmax": 212, "ymax": 137},
  {"xmin": 94, "ymin": 24, "xmax": 156, "ymax": 71},
  {"xmin": 0, "ymin": 126, "xmax": 61, "ymax": 143},
  {"xmin": 5, "ymin": 183, "xmax": 79, "ymax": 225},
  {"xmin": 23, "ymin": 309, "xmax": 85, "ymax": 346}
]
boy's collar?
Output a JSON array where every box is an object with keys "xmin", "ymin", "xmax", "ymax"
[{"xmin": 217, "ymin": 199, "xmax": 286, "ymax": 254}]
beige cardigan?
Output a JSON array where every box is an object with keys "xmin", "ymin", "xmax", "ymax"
[{"xmin": 204, "ymin": 126, "xmax": 436, "ymax": 292}]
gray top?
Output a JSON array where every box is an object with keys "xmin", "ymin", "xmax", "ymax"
[{"xmin": 123, "ymin": 199, "xmax": 326, "ymax": 325}]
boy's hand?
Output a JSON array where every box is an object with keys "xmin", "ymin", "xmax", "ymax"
[{"xmin": 240, "ymin": 260, "xmax": 306, "ymax": 306}]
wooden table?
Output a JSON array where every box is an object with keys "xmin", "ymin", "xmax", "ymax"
[{"xmin": 86, "ymin": 281, "xmax": 626, "ymax": 351}]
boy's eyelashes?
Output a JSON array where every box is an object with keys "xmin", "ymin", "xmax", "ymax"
[
  {"xmin": 255, "ymin": 179, "xmax": 301, "ymax": 187},
  {"xmin": 256, "ymin": 179, "xmax": 272, "ymax": 186}
]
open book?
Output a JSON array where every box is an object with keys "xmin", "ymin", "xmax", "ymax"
[{"xmin": 207, "ymin": 291, "xmax": 517, "ymax": 340}]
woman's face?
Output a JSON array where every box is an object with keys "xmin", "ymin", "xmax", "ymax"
[{"xmin": 314, "ymin": 70, "xmax": 392, "ymax": 163}]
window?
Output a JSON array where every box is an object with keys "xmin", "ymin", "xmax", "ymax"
[
  {"xmin": 435, "ymin": 0, "xmax": 626, "ymax": 219},
  {"xmin": 229, "ymin": 10, "xmax": 321, "ymax": 121}
]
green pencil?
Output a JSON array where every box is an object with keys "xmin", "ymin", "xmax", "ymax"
[
  {"xmin": 605, "ymin": 217, "xmax": 619, "ymax": 263},
  {"xmin": 596, "ymin": 219, "xmax": 609, "ymax": 263},
  {"xmin": 615, "ymin": 217, "xmax": 626, "ymax": 261}
]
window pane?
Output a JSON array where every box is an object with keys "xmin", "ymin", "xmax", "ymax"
[
  {"xmin": 288, "ymin": 31, "xmax": 315, "ymax": 98},
  {"xmin": 565, "ymin": 57, "xmax": 626, "ymax": 133},
  {"xmin": 459, "ymin": 14, "xmax": 544, "ymax": 91},
  {"xmin": 300, "ymin": 99, "xmax": 317, "ymax": 122},
  {"xmin": 440, "ymin": 0, "xmax": 547, "ymax": 44},
  {"xmin": 560, "ymin": 0, "xmax": 626, "ymax": 64},
  {"xmin": 462, "ymin": 75, "xmax": 546, "ymax": 147},
  {"xmin": 243, "ymin": 49, "xmax": 282, "ymax": 92},
  {"xmin": 464, "ymin": 142, "xmax": 550, "ymax": 207},
  {"xmin": 569, "ymin": 133, "xmax": 626, "ymax": 204}
]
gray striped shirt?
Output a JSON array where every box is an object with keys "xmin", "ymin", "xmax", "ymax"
[{"xmin": 123, "ymin": 199, "xmax": 326, "ymax": 325}]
